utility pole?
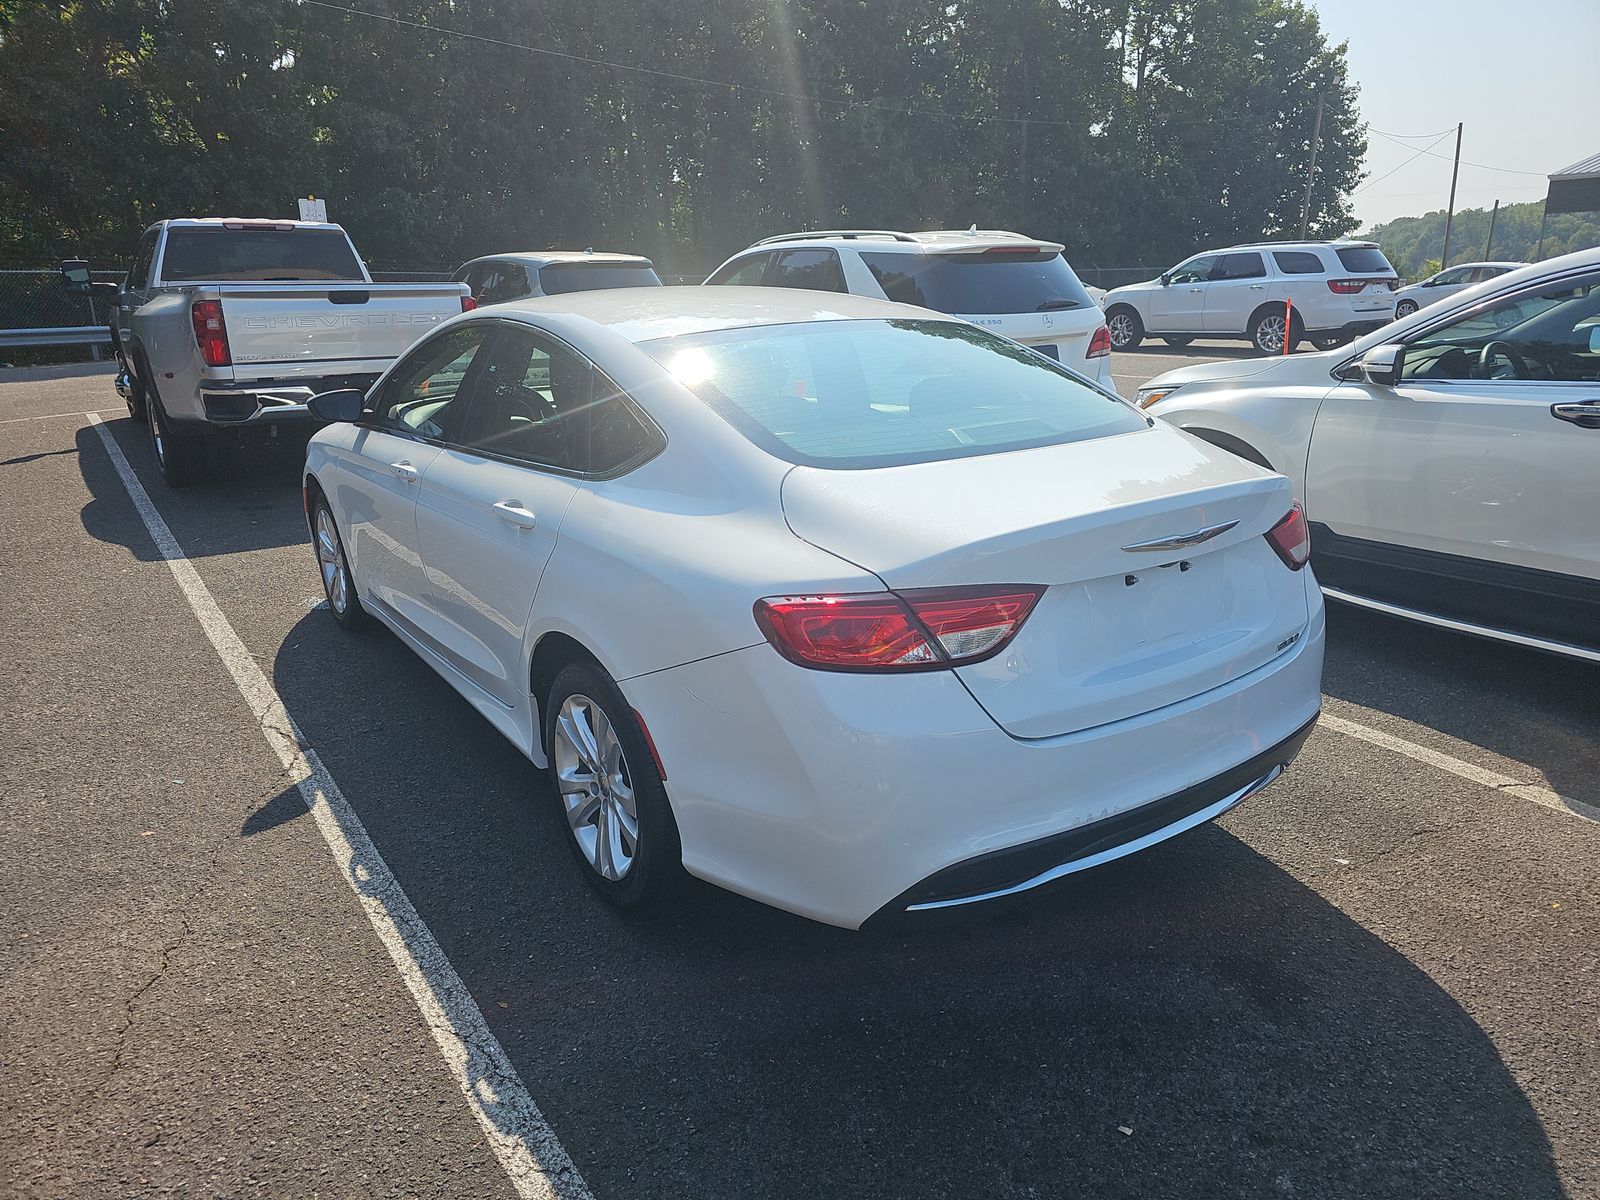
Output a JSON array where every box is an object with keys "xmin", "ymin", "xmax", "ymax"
[
  {"xmin": 1483, "ymin": 199, "xmax": 1500, "ymax": 259},
  {"xmin": 1440, "ymin": 122, "xmax": 1463, "ymax": 268},
  {"xmin": 1298, "ymin": 93, "xmax": 1325, "ymax": 239}
]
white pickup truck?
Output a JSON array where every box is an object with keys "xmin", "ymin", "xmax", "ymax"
[{"xmin": 93, "ymin": 218, "xmax": 471, "ymax": 485}]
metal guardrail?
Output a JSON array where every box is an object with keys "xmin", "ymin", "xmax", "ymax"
[{"xmin": 0, "ymin": 326, "xmax": 112, "ymax": 350}]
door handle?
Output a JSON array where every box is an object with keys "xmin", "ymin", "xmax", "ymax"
[
  {"xmin": 493, "ymin": 500, "xmax": 538, "ymax": 529},
  {"xmin": 388, "ymin": 460, "xmax": 420, "ymax": 482},
  {"xmin": 1551, "ymin": 401, "xmax": 1600, "ymax": 429},
  {"xmin": 1189, "ymin": 287, "xmax": 1203, "ymax": 293},
  {"xmin": 1249, "ymin": 283, "xmax": 1266, "ymax": 290}
]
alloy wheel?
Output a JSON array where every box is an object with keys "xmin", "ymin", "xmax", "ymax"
[
  {"xmin": 1107, "ymin": 312, "xmax": 1136, "ymax": 349},
  {"xmin": 1256, "ymin": 314, "xmax": 1287, "ymax": 354},
  {"xmin": 553, "ymin": 694, "xmax": 639, "ymax": 882},
  {"xmin": 315, "ymin": 507, "xmax": 350, "ymax": 615}
]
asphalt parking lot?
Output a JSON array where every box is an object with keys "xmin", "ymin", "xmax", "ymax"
[{"xmin": 2, "ymin": 350, "xmax": 1597, "ymax": 1200}]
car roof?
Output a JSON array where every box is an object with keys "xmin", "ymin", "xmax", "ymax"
[
  {"xmin": 158, "ymin": 217, "xmax": 344, "ymax": 233},
  {"xmin": 1202, "ymin": 240, "xmax": 1381, "ymax": 254},
  {"xmin": 458, "ymin": 250, "xmax": 654, "ymax": 270},
  {"xmin": 750, "ymin": 228, "xmax": 1066, "ymax": 254},
  {"xmin": 478, "ymin": 285, "xmax": 952, "ymax": 344}
]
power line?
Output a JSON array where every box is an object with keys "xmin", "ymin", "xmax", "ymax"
[
  {"xmin": 1355, "ymin": 130, "xmax": 1454, "ymax": 194},
  {"xmin": 1369, "ymin": 128, "xmax": 1546, "ymax": 177},
  {"xmin": 299, "ymin": 0, "xmax": 1091, "ymax": 129},
  {"xmin": 1368, "ymin": 125, "xmax": 1456, "ymax": 141}
]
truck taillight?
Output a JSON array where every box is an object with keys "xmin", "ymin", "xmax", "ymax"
[
  {"xmin": 753, "ymin": 586, "xmax": 1044, "ymax": 672},
  {"xmin": 460, "ymin": 296, "xmax": 477, "ymax": 312},
  {"xmin": 190, "ymin": 298, "xmax": 231, "ymax": 367},
  {"xmin": 1086, "ymin": 324, "xmax": 1112, "ymax": 358}
]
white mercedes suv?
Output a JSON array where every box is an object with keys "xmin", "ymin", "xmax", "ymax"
[
  {"xmin": 704, "ymin": 229, "xmax": 1114, "ymax": 388},
  {"xmin": 1103, "ymin": 240, "xmax": 1400, "ymax": 355}
]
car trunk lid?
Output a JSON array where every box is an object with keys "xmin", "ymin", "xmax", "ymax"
[{"xmin": 780, "ymin": 426, "xmax": 1310, "ymax": 738}]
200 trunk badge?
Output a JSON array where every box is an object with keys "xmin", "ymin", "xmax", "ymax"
[{"xmin": 1121, "ymin": 520, "xmax": 1239, "ymax": 553}]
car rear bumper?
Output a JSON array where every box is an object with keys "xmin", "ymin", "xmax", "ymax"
[{"xmin": 623, "ymin": 572, "xmax": 1326, "ymax": 929}]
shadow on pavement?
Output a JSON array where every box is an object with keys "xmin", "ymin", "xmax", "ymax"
[
  {"xmin": 269, "ymin": 607, "xmax": 1566, "ymax": 1200},
  {"xmin": 77, "ymin": 415, "xmax": 314, "ymax": 561},
  {"xmin": 1321, "ymin": 601, "xmax": 1600, "ymax": 808}
]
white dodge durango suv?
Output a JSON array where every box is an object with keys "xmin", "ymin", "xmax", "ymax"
[
  {"xmin": 1103, "ymin": 240, "xmax": 1400, "ymax": 355},
  {"xmin": 705, "ymin": 229, "xmax": 1114, "ymax": 387}
]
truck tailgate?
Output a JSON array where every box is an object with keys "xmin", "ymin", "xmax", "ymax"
[{"xmin": 214, "ymin": 283, "xmax": 465, "ymax": 375}]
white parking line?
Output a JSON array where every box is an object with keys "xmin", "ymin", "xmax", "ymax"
[
  {"xmin": 1320, "ymin": 711, "xmax": 1599, "ymax": 825},
  {"xmin": 0, "ymin": 408, "xmax": 119, "ymax": 426},
  {"xmin": 87, "ymin": 414, "xmax": 593, "ymax": 1200}
]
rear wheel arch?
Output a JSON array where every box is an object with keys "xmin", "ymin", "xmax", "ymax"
[{"xmin": 530, "ymin": 632, "xmax": 609, "ymax": 755}]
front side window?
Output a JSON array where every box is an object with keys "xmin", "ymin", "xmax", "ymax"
[
  {"xmin": 1212, "ymin": 252, "xmax": 1266, "ymax": 281},
  {"xmin": 453, "ymin": 329, "xmax": 595, "ymax": 471},
  {"xmin": 707, "ymin": 254, "xmax": 771, "ymax": 286},
  {"xmin": 1167, "ymin": 256, "xmax": 1217, "ymax": 285},
  {"xmin": 1273, "ymin": 250, "xmax": 1324, "ymax": 275},
  {"xmin": 1399, "ymin": 270, "xmax": 1600, "ymax": 384},
  {"xmin": 766, "ymin": 249, "xmax": 845, "ymax": 292},
  {"xmin": 643, "ymin": 318, "xmax": 1146, "ymax": 470},
  {"xmin": 367, "ymin": 325, "xmax": 489, "ymax": 439}
]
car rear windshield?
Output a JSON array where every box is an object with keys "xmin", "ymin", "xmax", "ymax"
[
  {"xmin": 859, "ymin": 250, "xmax": 1097, "ymax": 315},
  {"xmin": 1335, "ymin": 246, "xmax": 1395, "ymax": 275},
  {"xmin": 641, "ymin": 318, "xmax": 1145, "ymax": 470},
  {"xmin": 538, "ymin": 263, "xmax": 663, "ymax": 294},
  {"xmin": 158, "ymin": 227, "xmax": 364, "ymax": 282}
]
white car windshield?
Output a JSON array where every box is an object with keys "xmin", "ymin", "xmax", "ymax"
[{"xmin": 643, "ymin": 318, "xmax": 1146, "ymax": 469}]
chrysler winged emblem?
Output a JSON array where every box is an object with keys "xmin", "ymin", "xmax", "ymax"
[{"xmin": 1121, "ymin": 520, "xmax": 1239, "ymax": 553}]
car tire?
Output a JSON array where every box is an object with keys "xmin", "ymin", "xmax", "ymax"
[
  {"xmin": 1249, "ymin": 308, "xmax": 1301, "ymax": 355},
  {"xmin": 145, "ymin": 387, "xmax": 207, "ymax": 487},
  {"xmin": 1395, "ymin": 299, "xmax": 1418, "ymax": 319},
  {"xmin": 1161, "ymin": 336, "xmax": 1195, "ymax": 348},
  {"xmin": 311, "ymin": 496, "xmax": 368, "ymax": 631},
  {"xmin": 544, "ymin": 662, "xmax": 683, "ymax": 914},
  {"xmin": 1106, "ymin": 307, "xmax": 1143, "ymax": 351}
]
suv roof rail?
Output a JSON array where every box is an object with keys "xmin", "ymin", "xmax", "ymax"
[{"xmin": 754, "ymin": 229, "xmax": 919, "ymax": 246}]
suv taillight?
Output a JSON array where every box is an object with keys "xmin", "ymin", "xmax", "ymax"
[
  {"xmin": 754, "ymin": 586, "xmax": 1044, "ymax": 672},
  {"xmin": 1326, "ymin": 279, "xmax": 1366, "ymax": 294},
  {"xmin": 1086, "ymin": 324, "xmax": 1112, "ymax": 358},
  {"xmin": 190, "ymin": 298, "xmax": 231, "ymax": 367},
  {"xmin": 1265, "ymin": 503, "xmax": 1311, "ymax": 570}
]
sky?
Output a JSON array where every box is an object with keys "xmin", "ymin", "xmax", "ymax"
[{"xmin": 1309, "ymin": 0, "xmax": 1599, "ymax": 232}]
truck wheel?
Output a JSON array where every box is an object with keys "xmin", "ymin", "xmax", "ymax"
[
  {"xmin": 146, "ymin": 391, "xmax": 207, "ymax": 487},
  {"xmin": 1106, "ymin": 307, "xmax": 1143, "ymax": 351}
]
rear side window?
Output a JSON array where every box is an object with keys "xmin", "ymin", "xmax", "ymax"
[
  {"xmin": 159, "ymin": 227, "xmax": 364, "ymax": 282},
  {"xmin": 1212, "ymin": 252, "xmax": 1265, "ymax": 280},
  {"xmin": 1335, "ymin": 246, "xmax": 1395, "ymax": 275},
  {"xmin": 539, "ymin": 263, "xmax": 662, "ymax": 294},
  {"xmin": 860, "ymin": 250, "xmax": 1096, "ymax": 316},
  {"xmin": 1273, "ymin": 250, "xmax": 1325, "ymax": 275},
  {"xmin": 126, "ymin": 229, "xmax": 159, "ymax": 290},
  {"xmin": 642, "ymin": 318, "xmax": 1145, "ymax": 470},
  {"xmin": 706, "ymin": 254, "xmax": 771, "ymax": 286},
  {"xmin": 477, "ymin": 263, "xmax": 530, "ymax": 304},
  {"xmin": 767, "ymin": 250, "xmax": 845, "ymax": 292}
]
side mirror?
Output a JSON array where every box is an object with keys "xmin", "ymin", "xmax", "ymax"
[
  {"xmin": 1159, "ymin": 274, "xmax": 1171, "ymax": 287},
  {"xmin": 60, "ymin": 259, "xmax": 92, "ymax": 294},
  {"xmin": 1356, "ymin": 343, "xmax": 1405, "ymax": 387},
  {"xmin": 307, "ymin": 389, "xmax": 366, "ymax": 422}
]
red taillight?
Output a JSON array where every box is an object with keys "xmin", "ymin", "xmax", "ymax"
[
  {"xmin": 1326, "ymin": 279, "xmax": 1366, "ymax": 294},
  {"xmin": 190, "ymin": 298, "xmax": 231, "ymax": 367},
  {"xmin": 1265, "ymin": 503, "xmax": 1311, "ymax": 570},
  {"xmin": 753, "ymin": 586, "xmax": 1044, "ymax": 672},
  {"xmin": 1086, "ymin": 324, "xmax": 1112, "ymax": 358},
  {"xmin": 460, "ymin": 295, "xmax": 477, "ymax": 312},
  {"xmin": 982, "ymin": 245, "xmax": 1041, "ymax": 255}
]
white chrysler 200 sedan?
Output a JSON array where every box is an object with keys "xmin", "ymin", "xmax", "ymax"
[{"xmin": 302, "ymin": 288, "xmax": 1325, "ymax": 929}]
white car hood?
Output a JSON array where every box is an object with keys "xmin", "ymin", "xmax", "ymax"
[{"xmin": 1141, "ymin": 351, "xmax": 1322, "ymax": 392}]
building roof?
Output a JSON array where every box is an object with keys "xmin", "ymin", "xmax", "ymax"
[{"xmin": 1551, "ymin": 152, "xmax": 1600, "ymax": 181}]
